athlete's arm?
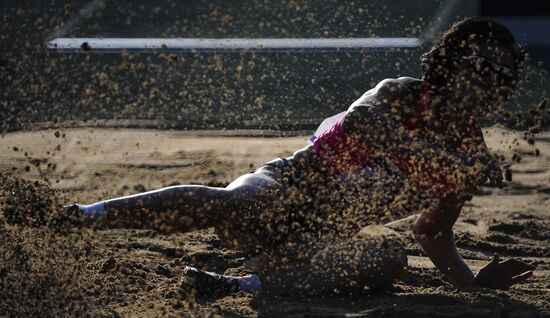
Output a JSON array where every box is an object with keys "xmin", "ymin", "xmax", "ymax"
[
  {"xmin": 413, "ymin": 138, "xmax": 534, "ymax": 288},
  {"xmin": 414, "ymin": 191, "xmax": 536, "ymax": 288},
  {"xmin": 412, "ymin": 193, "xmax": 476, "ymax": 286},
  {"xmin": 410, "ymin": 133, "xmax": 499, "ymax": 287}
]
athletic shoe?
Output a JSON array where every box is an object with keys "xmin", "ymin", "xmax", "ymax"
[
  {"xmin": 63, "ymin": 203, "xmax": 108, "ymax": 225},
  {"xmin": 48, "ymin": 204, "xmax": 83, "ymax": 227},
  {"xmin": 181, "ymin": 266, "xmax": 241, "ymax": 298},
  {"xmin": 63, "ymin": 204, "xmax": 81, "ymax": 216}
]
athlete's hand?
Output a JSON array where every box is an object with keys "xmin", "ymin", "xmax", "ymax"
[{"xmin": 474, "ymin": 254, "xmax": 536, "ymax": 290}]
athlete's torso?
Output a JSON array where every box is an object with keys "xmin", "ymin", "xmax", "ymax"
[
  {"xmin": 255, "ymin": 77, "xmax": 484, "ymax": 239},
  {"xmin": 289, "ymin": 77, "xmax": 427, "ymax": 173},
  {"xmin": 287, "ymin": 77, "xmax": 480, "ymax": 197}
]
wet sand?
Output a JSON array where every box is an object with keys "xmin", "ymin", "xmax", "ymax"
[{"xmin": 0, "ymin": 126, "xmax": 548, "ymax": 317}]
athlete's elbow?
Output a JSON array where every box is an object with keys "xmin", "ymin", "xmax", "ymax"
[
  {"xmin": 413, "ymin": 218, "xmax": 454, "ymax": 251},
  {"xmin": 412, "ymin": 206, "xmax": 456, "ymax": 239},
  {"xmin": 412, "ymin": 217, "xmax": 434, "ymax": 239}
]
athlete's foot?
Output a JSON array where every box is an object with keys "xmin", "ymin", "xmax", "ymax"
[{"xmin": 181, "ymin": 266, "xmax": 241, "ymax": 298}]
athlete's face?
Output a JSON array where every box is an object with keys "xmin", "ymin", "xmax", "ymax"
[{"xmin": 455, "ymin": 42, "xmax": 518, "ymax": 117}]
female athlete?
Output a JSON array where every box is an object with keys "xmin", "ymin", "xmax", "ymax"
[{"xmin": 67, "ymin": 18, "xmax": 536, "ymax": 297}]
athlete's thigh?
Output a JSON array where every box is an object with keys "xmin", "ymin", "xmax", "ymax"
[
  {"xmin": 217, "ymin": 163, "xmax": 289, "ymax": 255},
  {"xmin": 226, "ymin": 172, "xmax": 281, "ymax": 191},
  {"xmin": 226, "ymin": 157, "xmax": 288, "ymax": 191}
]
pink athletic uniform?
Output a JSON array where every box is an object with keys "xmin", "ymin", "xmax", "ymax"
[{"xmin": 312, "ymin": 83, "xmax": 479, "ymax": 198}]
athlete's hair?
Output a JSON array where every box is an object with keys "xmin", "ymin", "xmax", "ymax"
[{"xmin": 421, "ymin": 17, "xmax": 526, "ymax": 88}]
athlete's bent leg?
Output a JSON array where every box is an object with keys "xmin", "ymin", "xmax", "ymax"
[
  {"xmin": 215, "ymin": 172, "xmax": 286, "ymax": 254},
  {"xmin": 251, "ymin": 235, "xmax": 408, "ymax": 296}
]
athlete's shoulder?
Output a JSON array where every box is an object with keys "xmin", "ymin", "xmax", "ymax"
[
  {"xmin": 376, "ymin": 77, "xmax": 422, "ymax": 96},
  {"xmin": 350, "ymin": 77, "xmax": 420, "ymax": 109}
]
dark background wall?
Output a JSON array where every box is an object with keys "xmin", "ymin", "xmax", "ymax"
[{"xmin": 0, "ymin": 0, "xmax": 547, "ymax": 132}]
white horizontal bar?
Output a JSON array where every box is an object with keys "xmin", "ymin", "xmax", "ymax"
[{"xmin": 47, "ymin": 38, "xmax": 420, "ymax": 53}]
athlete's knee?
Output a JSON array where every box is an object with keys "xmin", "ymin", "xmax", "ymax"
[
  {"xmin": 306, "ymin": 236, "xmax": 406, "ymax": 292},
  {"xmin": 381, "ymin": 236, "xmax": 408, "ymax": 279},
  {"xmin": 353, "ymin": 236, "xmax": 407, "ymax": 288}
]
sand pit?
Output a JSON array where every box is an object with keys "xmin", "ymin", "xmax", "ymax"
[{"xmin": 0, "ymin": 126, "xmax": 549, "ymax": 317}]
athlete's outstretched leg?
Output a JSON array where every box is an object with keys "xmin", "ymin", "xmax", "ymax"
[
  {"xmin": 69, "ymin": 169, "xmax": 284, "ymax": 236},
  {"xmin": 69, "ymin": 185, "xmax": 235, "ymax": 233}
]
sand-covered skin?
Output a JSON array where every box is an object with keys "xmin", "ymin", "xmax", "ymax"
[{"xmin": 0, "ymin": 126, "xmax": 549, "ymax": 317}]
